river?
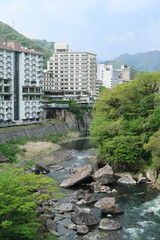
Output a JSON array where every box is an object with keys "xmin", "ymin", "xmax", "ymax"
[{"xmin": 47, "ymin": 139, "xmax": 160, "ymax": 240}]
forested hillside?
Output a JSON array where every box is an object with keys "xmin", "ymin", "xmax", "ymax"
[
  {"xmin": 115, "ymin": 51, "xmax": 160, "ymax": 72},
  {"xmin": 90, "ymin": 72, "xmax": 160, "ymax": 172},
  {"xmin": 34, "ymin": 39, "xmax": 55, "ymax": 50},
  {"xmin": 0, "ymin": 21, "xmax": 53, "ymax": 67}
]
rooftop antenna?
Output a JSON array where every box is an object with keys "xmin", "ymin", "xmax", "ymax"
[{"xmin": 12, "ymin": 18, "xmax": 15, "ymax": 29}]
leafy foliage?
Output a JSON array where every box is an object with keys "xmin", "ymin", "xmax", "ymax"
[
  {"xmin": 69, "ymin": 100, "xmax": 83, "ymax": 118},
  {"xmin": 0, "ymin": 139, "xmax": 27, "ymax": 162},
  {"xmin": 68, "ymin": 100, "xmax": 91, "ymax": 119},
  {"xmin": 0, "ymin": 168, "xmax": 61, "ymax": 240},
  {"xmin": 90, "ymin": 71, "xmax": 160, "ymax": 171},
  {"xmin": 144, "ymin": 130, "xmax": 160, "ymax": 168}
]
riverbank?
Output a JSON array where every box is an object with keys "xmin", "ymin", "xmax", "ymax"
[
  {"xmin": 17, "ymin": 131, "xmax": 82, "ymax": 165},
  {"xmin": 46, "ymin": 140, "xmax": 160, "ymax": 240},
  {"xmin": 0, "ymin": 130, "xmax": 87, "ymax": 167}
]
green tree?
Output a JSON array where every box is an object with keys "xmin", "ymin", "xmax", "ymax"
[
  {"xmin": 90, "ymin": 71, "xmax": 160, "ymax": 171},
  {"xmin": 143, "ymin": 130, "xmax": 160, "ymax": 168},
  {"xmin": 0, "ymin": 171, "xmax": 38, "ymax": 240},
  {"xmin": 0, "ymin": 168, "xmax": 61, "ymax": 240},
  {"xmin": 69, "ymin": 100, "xmax": 83, "ymax": 118}
]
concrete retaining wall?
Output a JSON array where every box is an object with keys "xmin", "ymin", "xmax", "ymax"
[
  {"xmin": 0, "ymin": 123, "xmax": 72, "ymax": 144},
  {"xmin": 0, "ymin": 109, "xmax": 92, "ymax": 144}
]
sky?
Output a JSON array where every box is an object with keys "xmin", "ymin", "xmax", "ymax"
[{"xmin": 0, "ymin": 0, "xmax": 160, "ymax": 61}]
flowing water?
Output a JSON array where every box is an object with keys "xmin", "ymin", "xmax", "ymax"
[{"xmin": 47, "ymin": 139, "xmax": 160, "ymax": 240}]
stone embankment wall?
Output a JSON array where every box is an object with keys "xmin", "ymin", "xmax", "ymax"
[
  {"xmin": 0, "ymin": 123, "xmax": 70, "ymax": 144},
  {"xmin": 0, "ymin": 110, "xmax": 91, "ymax": 144}
]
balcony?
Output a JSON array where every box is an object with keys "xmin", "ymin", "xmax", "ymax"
[
  {"xmin": 31, "ymin": 81, "xmax": 37, "ymax": 86},
  {"xmin": 24, "ymin": 81, "xmax": 30, "ymax": 86}
]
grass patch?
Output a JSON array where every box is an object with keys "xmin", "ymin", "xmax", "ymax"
[
  {"xmin": 26, "ymin": 161, "xmax": 35, "ymax": 167},
  {"xmin": 0, "ymin": 132, "xmax": 75, "ymax": 163},
  {"xmin": 0, "ymin": 140, "xmax": 26, "ymax": 163},
  {"xmin": 44, "ymin": 133, "xmax": 69, "ymax": 143}
]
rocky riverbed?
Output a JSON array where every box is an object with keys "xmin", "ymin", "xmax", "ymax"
[
  {"xmin": 42, "ymin": 139, "xmax": 160, "ymax": 240},
  {"xmin": 2, "ymin": 137, "xmax": 160, "ymax": 240}
]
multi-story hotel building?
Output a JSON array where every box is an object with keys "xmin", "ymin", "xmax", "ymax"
[
  {"xmin": 119, "ymin": 65, "xmax": 138, "ymax": 84},
  {"xmin": 42, "ymin": 43, "xmax": 98, "ymax": 104},
  {"xmin": 0, "ymin": 37, "xmax": 43, "ymax": 122}
]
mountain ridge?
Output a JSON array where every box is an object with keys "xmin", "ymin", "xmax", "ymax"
[{"xmin": 114, "ymin": 50, "xmax": 160, "ymax": 72}]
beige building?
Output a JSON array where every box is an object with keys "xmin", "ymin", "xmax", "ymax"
[
  {"xmin": 42, "ymin": 43, "xmax": 98, "ymax": 104},
  {"xmin": 119, "ymin": 65, "xmax": 138, "ymax": 84},
  {"xmin": 0, "ymin": 36, "xmax": 43, "ymax": 123}
]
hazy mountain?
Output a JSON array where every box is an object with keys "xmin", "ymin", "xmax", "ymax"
[{"xmin": 115, "ymin": 51, "xmax": 160, "ymax": 72}]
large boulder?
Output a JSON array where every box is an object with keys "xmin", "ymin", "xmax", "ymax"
[
  {"xmin": 117, "ymin": 174, "xmax": 136, "ymax": 184},
  {"xmin": 91, "ymin": 182, "xmax": 111, "ymax": 193},
  {"xmin": 70, "ymin": 189, "xmax": 97, "ymax": 204},
  {"xmin": 99, "ymin": 218, "xmax": 122, "ymax": 230},
  {"xmin": 60, "ymin": 165, "xmax": 94, "ymax": 188},
  {"xmin": 82, "ymin": 193, "xmax": 98, "ymax": 204},
  {"xmin": 94, "ymin": 197, "xmax": 115, "ymax": 208},
  {"xmin": 45, "ymin": 219, "xmax": 57, "ymax": 232},
  {"xmin": 101, "ymin": 204, "xmax": 124, "ymax": 214},
  {"xmin": 92, "ymin": 164, "xmax": 114, "ymax": 185},
  {"xmin": 146, "ymin": 169, "xmax": 158, "ymax": 182},
  {"xmin": 35, "ymin": 163, "xmax": 49, "ymax": 174},
  {"xmin": 76, "ymin": 225, "xmax": 89, "ymax": 234},
  {"xmin": 70, "ymin": 189, "xmax": 89, "ymax": 202},
  {"xmin": 94, "ymin": 197, "xmax": 124, "ymax": 214},
  {"xmin": 71, "ymin": 208, "xmax": 99, "ymax": 226},
  {"xmin": 55, "ymin": 203, "xmax": 75, "ymax": 212},
  {"xmin": 82, "ymin": 232, "xmax": 99, "ymax": 240},
  {"xmin": 137, "ymin": 173, "xmax": 148, "ymax": 184}
]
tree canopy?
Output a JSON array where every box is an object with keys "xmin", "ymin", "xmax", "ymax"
[
  {"xmin": 90, "ymin": 71, "xmax": 160, "ymax": 171},
  {"xmin": 0, "ymin": 167, "xmax": 61, "ymax": 240}
]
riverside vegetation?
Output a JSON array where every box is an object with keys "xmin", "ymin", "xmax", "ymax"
[
  {"xmin": 90, "ymin": 71, "xmax": 160, "ymax": 176},
  {"xmin": 0, "ymin": 132, "xmax": 81, "ymax": 240}
]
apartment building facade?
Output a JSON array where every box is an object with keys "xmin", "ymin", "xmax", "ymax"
[
  {"xmin": 42, "ymin": 43, "xmax": 98, "ymax": 104},
  {"xmin": 119, "ymin": 65, "xmax": 138, "ymax": 84},
  {"xmin": 97, "ymin": 64, "xmax": 120, "ymax": 88},
  {"xmin": 0, "ymin": 37, "xmax": 43, "ymax": 122}
]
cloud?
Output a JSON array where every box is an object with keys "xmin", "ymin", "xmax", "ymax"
[
  {"xmin": 41, "ymin": 0, "xmax": 97, "ymax": 27},
  {"xmin": 105, "ymin": 0, "xmax": 150, "ymax": 14},
  {"xmin": 104, "ymin": 31, "xmax": 134, "ymax": 44}
]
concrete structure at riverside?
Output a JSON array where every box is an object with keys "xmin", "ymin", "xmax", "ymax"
[
  {"xmin": 42, "ymin": 43, "xmax": 100, "ymax": 105},
  {"xmin": 0, "ymin": 37, "xmax": 43, "ymax": 122},
  {"xmin": 97, "ymin": 63, "xmax": 138, "ymax": 88}
]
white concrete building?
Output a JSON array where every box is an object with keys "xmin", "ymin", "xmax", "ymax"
[
  {"xmin": 0, "ymin": 37, "xmax": 43, "ymax": 123},
  {"xmin": 97, "ymin": 63, "xmax": 138, "ymax": 88},
  {"xmin": 42, "ymin": 43, "xmax": 98, "ymax": 105},
  {"xmin": 97, "ymin": 64, "xmax": 120, "ymax": 88}
]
